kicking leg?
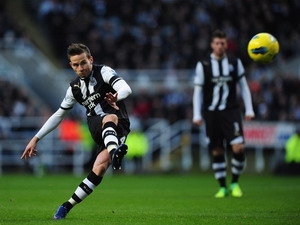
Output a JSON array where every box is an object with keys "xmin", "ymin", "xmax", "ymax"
[{"xmin": 54, "ymin": 150, "xmax": 110, "ymax": 219}]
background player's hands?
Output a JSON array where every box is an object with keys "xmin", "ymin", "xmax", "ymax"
[
  {"xmin": 21, "ymin": 136, "xmax": 39, "ymax": 159},
  {"xmin": 193, "ymin": 119, "xmax": 203, "ymax": 126},
  {"xmin": 104, "ymin": 92, "xmax": 119, "ymax": 110},
  {"xmin": 245, "ymin": 114, "xmax": 255, "ymax": 121}
]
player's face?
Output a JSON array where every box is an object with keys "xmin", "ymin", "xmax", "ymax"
[
  {"xmin": 69, "ymin": 53, "xmax": 93, "ymax": 79},
  {"xmin": 211, "ymin": 37, "xmax": 227, "ymax": 58}
]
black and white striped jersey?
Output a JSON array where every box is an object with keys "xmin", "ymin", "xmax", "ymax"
[
  {"xmin": 35, "ymin": 64, "xmax": 131, "ymax": 140},
  {"xmin": 193, "ymin": 53, "xmax": 254, "ymax": 120},
  {"xmin": 60, "ymin": 64, "xmax": 130, "ymax": 119}
]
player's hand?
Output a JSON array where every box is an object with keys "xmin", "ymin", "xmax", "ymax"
[
  {"xmin": 193, "ymin": 119, "xmax": 203, "ymax": 126},
  {"xmin": 104, "ymin": 92, "xmax": 119, "ymax": 110},
  {"xmin": 245, "ymin": 115, "xmax": 255, "ymax": 121},
  {"xmin": 21, "ymin": 136, "xmax": 39, "ymax": 159}
]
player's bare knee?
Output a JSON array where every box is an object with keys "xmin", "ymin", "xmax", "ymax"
[
  {"xmin": 103, "ymin": 114, "xmax": 118, "ymax": 125},
  {"xmin": 212, "ymin": 147, "xmax": 224, "ymax": 156},
  {"xmin": 231, "ymin": 143, "xmax": 244, "ymax": 154}
]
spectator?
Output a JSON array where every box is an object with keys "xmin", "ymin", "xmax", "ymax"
[
  {"xmin": 125, "ymin": 116, "xmax": 149, "ymax": 173},
  {"xmin": 0, "ymin": 79, "xmax": 44, "ymax": 118},
  {"xmin": 274, "ymin": 126, "xmax": 300, "ymax": 175},
  {"xmin": 25, "ymin": 0, "xmax": 300, "ymax": 69}
]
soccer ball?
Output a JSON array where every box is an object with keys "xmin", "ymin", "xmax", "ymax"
[{"xmin": 247, "ymin": 33, "xmax": 279, "ymax": 63}]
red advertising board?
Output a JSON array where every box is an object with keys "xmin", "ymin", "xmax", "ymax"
[{"xmin": 243, "ymin": 122, "xmax": 294, "ymax": 147}]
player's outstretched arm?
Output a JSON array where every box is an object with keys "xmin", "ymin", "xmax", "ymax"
[
  {"xmin": 21, "ymin": 108, "xmax": 69, "ymax": 160},
  {"xmin": 21, "ymin": 136, "xmax": 40, "ymax": 159}
]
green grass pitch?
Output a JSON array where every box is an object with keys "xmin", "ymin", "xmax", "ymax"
[{"xmin": 0, "ymin": 173, "xmax": 299, "ymax": 225}]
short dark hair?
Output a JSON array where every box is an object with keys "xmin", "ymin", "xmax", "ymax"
[
  {"xmin": 211, "ymin": 29, "xmax": 227, "ymax": 40},
  {"xmin": 67, "ymin": 43, "xmax": 91, "ymax": 59}
]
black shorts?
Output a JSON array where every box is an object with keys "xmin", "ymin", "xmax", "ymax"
[
  {"xmin": 203, "ymin": 108, "xmax": 244, "ymax": 151},
  {"xmin": 87, "ymin": 115, "xmax": 130, "ymax": 152}
]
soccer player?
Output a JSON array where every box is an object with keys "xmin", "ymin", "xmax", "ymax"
[
  {"xmin": 192, "ymin": 30, "xmax": 254, "ymax": 198},
  {"xmin": 21, "ymin": 43, "xmax": 132, "ymax": 219}
]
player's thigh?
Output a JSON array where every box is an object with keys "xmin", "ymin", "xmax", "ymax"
[
  {"xmin": 87, "ymin": 115, "xmax": 104, "ymax": 146},
  {"xmin": 221, "ymin": 109, "xmax": 244, "ymax": 144},
  {"xmin": 204, "ymin": 111, "xmax": 223, "ymax": 150},
  {"xmin": 117, "ymin": 118, "xmax": 130, "ymax": 144}
]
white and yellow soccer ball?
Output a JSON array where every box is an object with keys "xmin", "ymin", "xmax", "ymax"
[{"xmin": 247, "ymin": 32, "xmax": 280, "ymax": 63}]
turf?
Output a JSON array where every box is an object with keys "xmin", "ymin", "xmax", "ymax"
[{"xmin": 0, "ymin": 173, "xmax": 299, "ymax": 225}]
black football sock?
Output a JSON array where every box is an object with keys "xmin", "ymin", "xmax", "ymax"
[
  {"xmin": 212, "ymin": 155, "xmax": 227, "ymax": 187},
  {"xmin": 231, "ymin": 152, "xmax": 245, "ymax": 184},
  {"xmin": 63, "ymin": 171, "xmax": 103, "ymax": 211}
]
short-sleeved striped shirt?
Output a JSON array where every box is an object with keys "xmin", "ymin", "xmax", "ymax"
[
  {"xmin": 194, "ymin": 54, "xmax": 245, "ymax": 112},
  {"xmin": 60, "ymin": 64, "xmax": 129, "ymax": 119}
]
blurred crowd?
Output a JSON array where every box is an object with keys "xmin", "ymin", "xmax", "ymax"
[
  {"xmin": 0, "ymin": 79, "xmax": 45, "ymax": 118},
  {"xmin": 0, "ymin": 0, "xmax": 300, "ymax": 125},
  {"xmin": 25, "ymin": 0, "xmax": 300, "ymax": 69},
  {"xmin": 0, "ymin": 1, "xmax": 29, "ymax": 49},
  {"xmin": 0, "ymin": 78, "xmax": 51, "ymax": 140},
  {"xmin": 128, "ymin": 70, "xmax": 300, "ymax": 124}
]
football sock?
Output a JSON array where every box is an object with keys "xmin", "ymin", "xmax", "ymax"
[
  {"xmin": 63, "ymin": 171, "xmax": 103, "ymax": 211},
  {"xmin": 212, "ymin": 155, "xmax": 227, "ymax": 187},
  {"xmin": 102, "ymin": 122, "xmax": 118, "ymax": 152},
  {"xmin": 231, "ymin": 152, "xmax": 245, "ymax": 183}
]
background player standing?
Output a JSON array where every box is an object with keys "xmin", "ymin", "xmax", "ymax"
[
  {"xmin": 21, "ymin": 43, "xmax": 132, "ymax": 218},
  {"xmin": 193, "ymin": 30, "xmax": 255, "ymax": 198}
]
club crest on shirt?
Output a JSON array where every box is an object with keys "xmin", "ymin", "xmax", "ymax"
[{"xmin": 90, "ymin": 77, "xmax": 97, "ymax": 86}]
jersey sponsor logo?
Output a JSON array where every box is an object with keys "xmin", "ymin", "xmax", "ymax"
[
  {"xmin": 211, "ymin": 76, "xmax": 232, "ymax": 84},
  {"xmin": 82, "ymin": 93, "xmax": 101, "ymax": 109}
]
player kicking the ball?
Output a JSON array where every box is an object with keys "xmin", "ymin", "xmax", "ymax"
[{"xmin": 21, "ymin": 43, "xmax": 132, "ymax": 219}]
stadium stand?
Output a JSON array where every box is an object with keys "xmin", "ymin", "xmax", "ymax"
[
  {"xmin": 24, "ymin": 0, "xmax": 300, "ymax": 69},
  {"xmin": 1, "ymin": 0, "xmax": 300, "ymax": 174}
]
